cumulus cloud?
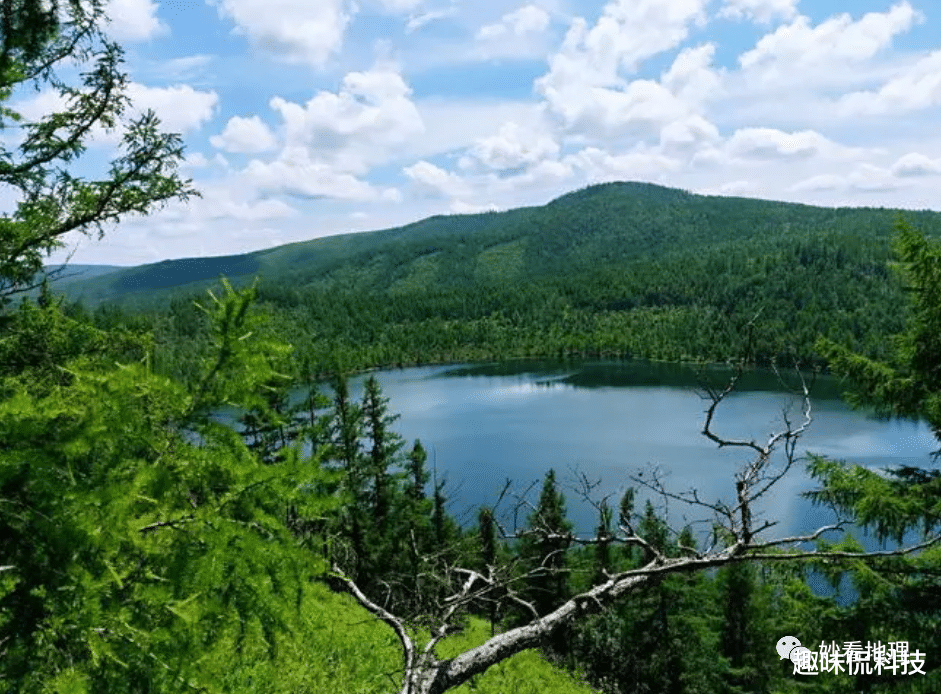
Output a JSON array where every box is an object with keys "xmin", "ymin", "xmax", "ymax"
[
  {"xmin": 13, "ymin": 83, "xmax": 218, "ymax": 144},
  {"xmin": 266, "ymin": 64, "xmax": 424, "ymax": 175},
  {"xmin": 738, "ymin": 3, "xmax": 921, "ymax": 79},
  {"xmin": 246, "ymin": 146, "xmax": 401, "ymax": 201},
  {"xmin": 476, "ymin": 4, "xmax": 551, "ymax": 40},
  {"xmin": 661, "ymin": 43, "xmax": 723, "ymax": 103},
  {"xmin": 848, "ymin": 163, "xmax": 898, "ymax": 191},
  {"xmin": 659, "ymin": 115, "xmax": 720, "ymax": 150},
  {"xmin": 106, "ymin": 0, "xmax": 166, "ymax": 41},
  {"xmin": 211, "ymin": 115, "xmax": 278, "ymax": 153},
  {"xmin": 464, "ymin": 121, "xmax": 559, "ymax": 171},
  {"xmin": 790, "ymin": 163, "xmax": 902, "ymax": 193},
  {"xmin": 836, "ymin": 49, "xmax": 941, "ymax": 115},
  {"xmin": 563, "ymin": 146, "xmax": 681, "ymax": 182},
  {"xmin": 891, "ymin": 152, "xmax": 941, "ymax": 177},
  {"xmin": 226, "ymin": 64, "xmax": 424, "ymax": 203},
  {"xmin": 213, "ymin": 0, "xmax": 353, "ymax": 67},
  {"xmin": 538, "ymin": 0, "xmax": 706, "ymax": 92},
  {"xmin": 718, "ymin": 0, "xmax": 798, "ymax": 24},
  {"xmin": 535, "ymin": 3, "xmax": 718, "ymax": 139},
  {"xmin": 403, "ymin": 160, "xmax": 471, "ymax": 198},
  {"xmin": 726, "ymin": 128, "xmax": 826, "ymax": 159},
  {"xmin": 724, "ymin": 127, "xmax": 871, "ymax": 161},
  {"xmin": 127, "ymin": 83, "xmax": 219, "ymax": 134}
]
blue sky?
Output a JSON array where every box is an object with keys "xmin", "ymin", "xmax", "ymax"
[{"xmin": 17, "ymin": 0, "xmax": 941, "ymax": 265}]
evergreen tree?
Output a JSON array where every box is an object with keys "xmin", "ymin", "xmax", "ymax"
[
  {"xmin": 809, "ymin": 217, "xmax": 941, "ymax": 690},
  {"xmin": 478, "ymin": 506, "xmax": 499, "ymax": 634},
  {"xmin": 717, "ymin": 562, "xmax": 772, "ymax": 694},
  {"xmin": 405, "ymin": 438, "xmax": 430, "ymax": 502},
  {"xmin": 593, "ymin": 498, "xmax": 614, "ymax": 584},
  {"xmin": 361, "ymin": 375, "xmax": 405, "ymax": 534},
  {"xmin": 520, "ymin": 469, "xmax": 573, "ymax": 617}
]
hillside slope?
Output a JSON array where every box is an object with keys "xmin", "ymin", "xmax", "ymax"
[
  {"xmin": 53, "ymin": 181, "xmax": 941, "ymax": 373},
  {"xmin": 53, "ymin": 181, "xmax": 941, "ymax": 308}
]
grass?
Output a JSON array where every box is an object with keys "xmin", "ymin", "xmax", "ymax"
[{"xmin": 202, "ymin": 581, "xmax": 596, "ymax": 693}]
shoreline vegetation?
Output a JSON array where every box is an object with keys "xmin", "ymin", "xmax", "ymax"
[{"xmin": 2, "ymin": 0, "xmax": 938, "ymax": 688}]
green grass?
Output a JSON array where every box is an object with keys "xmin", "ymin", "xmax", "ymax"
[{"xmin": 200, "ymin": 581, "xmax": 596, "ymax": 693}]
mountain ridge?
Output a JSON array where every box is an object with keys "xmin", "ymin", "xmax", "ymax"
[{"xmin": 48, "ymin": 180, "xmax": 941, "ymax": 310}]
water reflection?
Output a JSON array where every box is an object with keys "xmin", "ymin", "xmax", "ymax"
[{"xmin": 333, "ymin": 359, "xmax": 937, "ymax": 549}]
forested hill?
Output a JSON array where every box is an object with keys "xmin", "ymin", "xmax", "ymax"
[
  {"xmin": 54, "ymin": 181, "xmax": 941, "ymax": 373},
  {"xmin": 52, "ymin": 181, "xmax": 938, "ymax": 304}
]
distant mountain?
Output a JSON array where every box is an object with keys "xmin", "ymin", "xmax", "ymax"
[{"xmin": 50, "ymin": 181, "xmax": 941, "ymax": 310}]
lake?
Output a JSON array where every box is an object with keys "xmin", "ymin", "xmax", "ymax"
[{"xmin": 330, "ymin": 359, "xmax": 937, "ymax": 551}]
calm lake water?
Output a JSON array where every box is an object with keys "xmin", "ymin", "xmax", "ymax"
[{"xmin": 332, "ymin": 359, "xmax": 937, "ymax": 549}]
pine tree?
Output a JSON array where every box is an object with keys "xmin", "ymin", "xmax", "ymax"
[
  {"xmin": 405, "ymin": 439, "xmax": 430, "ymax": 502},
  {"xmin": 519, "ymin": 469, "xmax": 573, "ymax": 617},
  {"xmin": 593, "ymin": 498, "xmax": 614, "ymax": 584},
  {"xmin": 361, "ymin": 375, "xmax": 405, "ymax": 534}
]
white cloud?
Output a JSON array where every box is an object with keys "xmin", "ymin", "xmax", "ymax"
[
  {"xmin": 891, "ymin": 152, "xmax": 941, "ymax": 177},
  {"xmin": 182, "ymin": 152, "xmax": 230, "ymax": 170},
  {"xmin": 465, "ymin": 121, "xmax": 559, "ymax": 171},
  {"xmin": 267, "ymin": 64, "xmax": 424, "ymax": 174},
  {"xmin": 153, "ymin": 55, "xmax": 214, "ymax": 81},
  {"xmin": 562, "ymin": 146, "xmax": 681, "ymax": 182},
  {"xmin": 477, "ymin": 4, "xmax": 551, "ymax": 40},
  {"xmin": 213, "ymin": 0, "xmax": 354, "ymax": 67},
  {"xmin": 789, "ymin": 165, "xmax": 900, "ymax": 193},
  {"xmin": 450, "ymin": 199, "xmax": 499, "ymax": 213},
  {"xmin": 403, "ymin": 160, "xmax": 471, "ymax": 198},
  {"xmin": 836, "ymin": 49, "xmax": 941, "ymax": 115},
  {"xmin": 659, "ymin": 115, "xmax": 720, "ymax": 150},
  {"xmin": 536, "ymin": 4, "xmax": 716, "ymax": 137},
  {"xmin": 726, "ymin": 128, "xmax": 826, "ymax": 159},
  {"xmin": 11, "ymin": 89, "xmax": 69, "ymax": 123},
  {"xmin": 724, "ymin": 127, "xmax": 871, "ymax": 161},
  {"xmin": 738, "ymin": 3, "xmax": 921, "ymax": 79},
  {"xmin": 127, "ymin": 83, "xmax": 219, "ymax": 134},
  {"xmin": 539, "ymin": 0, "xmax": 706, "ymax": 93},
  {"xmin": 105, "ymin": 0, "xmax": 166, "ymax": 41},
  {"xmin": 246, "ymin": 146, "xmax": 401, "ymax": 201},
  {"xmin": 212, "ymin": 65, "xmax": 423, "ymax": 204},
  {"xmin": 406, "ymin": 7, "xmax": 457, "ymax": 33},
  {"xmin": 662, "ymin": 43, "xmax": 722, "ymax": 103},
  {"xmin": 211, "ymin": 115, "xmax": 278, "ymax": 153},
  {"xmin": 790, "ymin": 173, "xmax": 845, "ymax": 192},
  {"xmin": 13, "ymin": 83, "xmax": 218, "ymax": 143},
  {"xmin": 718, "ymin": 0, "xmax": 798, "ymax": 24},
  {"xmin": 848, "ymin": 163, "xmax": 898, "ymax": 191}
]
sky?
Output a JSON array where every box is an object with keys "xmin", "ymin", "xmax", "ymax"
[{"xmin": 14, "ymin": 0, "xmax": 941, "ymax": 266}]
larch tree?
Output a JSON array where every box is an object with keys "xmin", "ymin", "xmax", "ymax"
[{"xmin": 0, "ymin": 0, "xmax": 197, "ymax": 308}]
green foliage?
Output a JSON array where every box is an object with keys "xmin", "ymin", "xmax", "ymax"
[
  {"xmin": 518, "ymin": 469, "xmax": 573, "ymax": 619},
  {"xmin": 817, "ymin": 217, "xmax": 941, "ymax": 446},
  {"xmin": 802, "ymin": 217, "xmax": 941, "ymax": 691},
  {"xmin": 558, "ymin": 504, "xmax": 727, "ymax": 694},
  {"xmin": 0, "ymin": 0, "xmax": 196, "ymax": 306},
  {"xmin": 52, "ymin": 182, "xmax": 941, "ymax": 377},
  {"xmin": 0, "ymin": 283, "xmax": 336, "ymax": 692}
]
